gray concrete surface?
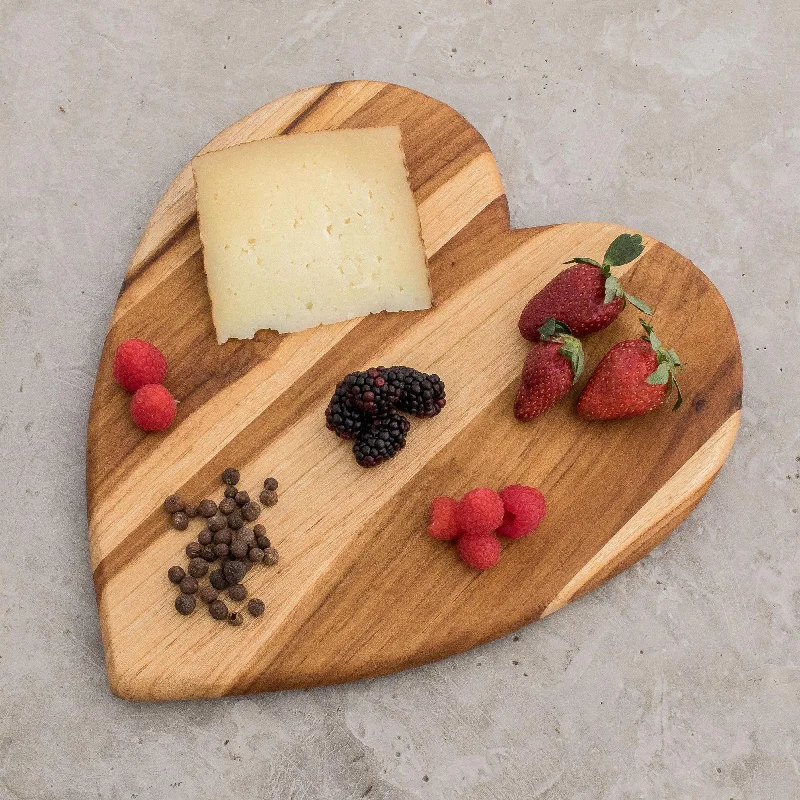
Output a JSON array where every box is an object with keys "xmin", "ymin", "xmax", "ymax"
[{"xmin": 1, "ymin": 0, "xmax": 799, "ymax": 797}]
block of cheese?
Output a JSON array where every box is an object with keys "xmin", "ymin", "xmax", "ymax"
[{"xmin": 192, "ymin": 127, "xmax": 432, "ymax": 343}]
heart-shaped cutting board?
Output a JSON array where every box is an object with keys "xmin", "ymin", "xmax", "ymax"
[{"xmin": 87, "ymin": 81, "xmax": 742, "ymax": 700}]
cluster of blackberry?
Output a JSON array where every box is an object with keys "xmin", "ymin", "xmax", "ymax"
[{"xmin": 325, "ymin": 366, "xmax": 446, "ymax": 467}]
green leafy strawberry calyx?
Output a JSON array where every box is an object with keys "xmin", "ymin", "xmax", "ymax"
[
  {"xmin": 640, "ymin": 319, "xmax": 683, "ymax": 410},
  {"xmin": 537, "ymin": 318, "xmax": 584, "ymax": 383},
  {"xmin": 564, "ymin": 233, "xmax": 652, "ymax": 315}
]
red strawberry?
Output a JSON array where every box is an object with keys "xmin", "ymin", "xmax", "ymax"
[
  {"xmin": 515, "ymin": 319, "xmax": 584, "ymax": 420},
  {"xmin": 577, "ymin": 320, "xmax": 682, "ymax": 420},
  {"xmin": 519, "ymin": 233, "xmax": 651, "ymax": 341}
]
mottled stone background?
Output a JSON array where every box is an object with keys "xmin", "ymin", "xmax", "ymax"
[{"xmin": 1, "ymin": 0, "xmax": 798, "ymax": 797}]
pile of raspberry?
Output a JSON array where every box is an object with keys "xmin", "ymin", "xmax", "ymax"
[
  {"xmin": 427, "ymin": 485, "xmax": 547, "ymax": 569},
  {"xmin": 325, "ymin": 366, "xmax": 446, "ymax": 467}
]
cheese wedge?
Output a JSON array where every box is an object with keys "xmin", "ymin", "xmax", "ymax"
[{"xmin": 192, "ymin": 127, "xmax": 431, "ymax": 343}]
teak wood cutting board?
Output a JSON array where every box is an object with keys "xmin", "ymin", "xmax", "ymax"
[{"xmin": 87, "ymin": 81, "xmax": 742, "ymax": 701}]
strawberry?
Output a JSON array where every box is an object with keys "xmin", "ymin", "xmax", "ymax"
[
  {"xmin": 577, "ymin": 320, "xmax": 682, "ymax": 420},
  {"xmin": 515, "ymin": 319, "xmax": 584, "ymax": 420},
  {"xmin": 519, "ymin": 233, "xmax": 651, "ymax": 341}
]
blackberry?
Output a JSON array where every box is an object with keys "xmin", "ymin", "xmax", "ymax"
[
  {"xmin": 383, "ymin": 366, "xmax": 446, "ymax": 418},
  {"xmin": 353, "ymin": 412, "xmax": 411, "ymax": 468},
  {"xmin": 341, "ymin": 367, "xmax": 402, "ymax": 416},
  {"xmin": 325, "ymin": 379, "xmax": 369, "ymax": 440}
]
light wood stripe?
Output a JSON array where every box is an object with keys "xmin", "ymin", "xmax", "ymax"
[{"xmin": 541, "ymin": 411, "xmax": 741, "ymax": 616}]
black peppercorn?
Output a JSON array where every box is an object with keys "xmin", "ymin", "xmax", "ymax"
[
  {"xmin": 228, "ymin": 611, "xmax": 244, "ymax": 627},
  {"xmin": 221, "ymin": 467, "xmax": 240, "ymax": 485},
  {"xmin": 208, "ymin": 514, "xmax": 227, "ymax": 532},
  {"xmin": 164, "ymin": 494, "xmax": 185, "ymax": 513},
  {"xmin": 209, "ymin": 569, "xmax": 228, "ymax": 590},
  {"xmin": 209, "ymin": 599, "xmax": 229, "ymax": 620},
  {"xmin": 175, "ymin": 594, "xmax": 196, "ymax": 615},
  {"xmin": 229, "ymin": 540, "xmax": 248, "ymax": 560},
  {"xmin": 238, "ymin": 527, "xmax": 255, "ymax": 547},
  {"xmin": 259, "ymin": 489, "xmax": 278, "ymax": 507},
  {"xmin": 198, "ymin": 499, "xmax": 217, "ymax": 518},
  {"xmin": 242, "ymin": 501, "xmax": 261, "ymax": 522},
  {"xmin": 263, "ymin": 477, "xmax": 278, "ymax": 491},
  {"xmin": 212, "ymin": 542, "xmax": 229, "ymax": 559},
  {"xmin": 187, "ymin": 557, "xmax": 209, "ymax": 578},
  {"xmin": 198, "ymin": 529, "xmax": 213, "ymax": 545},
  {"xmin": 172, "ymin": 511, "xmax": 189, "ymax": 531},
  {"xmin": 179, "ymin": 575, "xmax": 198, "ymax": 594},
  {"xmin": 263, "ymin": 547, "xmax": 279, "ymax": 566},
  {"xmin": 227, "ymin": 583, "xmax": 247, "ymax": 602},
  {"xmin": 218, "ymin": 497, "xmax": 237, "ymax": 515},
  {"xmin": 227, "ymin": 510, "xmax": 243, "ymax": 530},
  {"xmin": 247, "ymin": 598, "xmax": 265, "ymax": 617},
  {"xmin": 167, "ymin": 565, "xmax": 185, "ymax": 584},
  {"xmin": 248, "ymin": 547, "xmax": 264, "ymax": 563},
  {"xmin": 213, "ymin": 529, "xmax": 232, "ymax": 546},
  {"xmin": 256, "ymin": 534, "xmax": 271, "ymax": 550},
  {"xmin": 200, "ymin": 546, "xmax": 216, "ymax": 562},
  {"xmin": 184, "ymin": 503, "xmax": 198, "ymax": 518},
  {"xmin": 185, "ymin": 541, "xmax": 202, "ymax": 559},
  {"xmin": 224, "ymin": 485, "xmax": 238, "ymax": 499},
  {"xmin": 223, "ymin": 560, "xmax": 247, "ymax": 585},
  {"xmin": 234, "ymin": 490, "xmax": 250, "ymax": 507},
  {"xmin": 198, "ymin": 586, "xmax": 218, "ymax": 604}
]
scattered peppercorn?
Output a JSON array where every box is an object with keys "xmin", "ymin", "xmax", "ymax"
[
  {"xmin": 248, "ymin": 547, "xmax": 264, "ymax": 563},
  {"xmin": 224, "ymin": 485, "xmax": 238, "ymax": 499},
  {"xmin": 167, "ymin": 565, "xmax": 185, "ymax": 584},
  {"xmin": 238, "ymin": 527, "xmax": 255, "ymax": 547},
  {"xmin": 263, "ymin": 477, "xmax": 278, "ymax": 491},
  {"xmin": 172, "ymin": 511, "xmax": 189, "ymax": 531},
  {"xmin": 179, "ymin": 575, "xmax": 199, "ymax": 594},
  {"xmin": 209, "ymin": 569, "xmax": 228, "ymax": 590},
  {"xmin": 228, "ymin": 611, "xmax": 244, "ymax": 627},
  {"xmin": 198, "ymin": 529, "xmax": 212, "ymax": 545},
  {"xmin": 228, "ymin": 583, "xmax": 247, "ymax": 602},
  {"xmin": 212, "ymin": 542, "xmax": 229, "ymax": 559},
  {"xmin": 185, "ymin": 541, "xmax": 202, "ymax": 559},
  {"xmin": 164, "ymin": 494, "xmax": 184, "ymax": 513},
  {"xmin": 208, "ymin": 514, "xmax": 227, "ymax": 532},
  {"xmin": 175, "ymin": 594, "xmax": 196, "ymax": 615},
  {"xmin": 212, "ymin": 528, "xmax": 232, "ymax": 545},
  {"xmin": 242, "ymin": 501, "xmax": 261, "ymax": 522},
  {"xmin": 230, "ymin": 540, "xmax": 248, "ymax": 559},
  {"xmin": 263, "ymin": 547, "xmax": 280, "ymax": 566},
  {"xmin": 260, "ymin": 489, "xmax": 278, "ymax": 507},
  {"xmin": 184, "ymin": 504, "xmax": 198, "ymax": 518},
  {"xmin": 223, "ymin": 560, "xmax": 247, "ymax": 585},
  {"xmin": 187, "ymin": 557, "xmax": 209, "ymax": 578},
  {"xmin": 221, "ymin": 467, "xmax": 240, "ymax": 485},
  {"xmin": 209, "ymin": 599, "xmax": 229, "ymax": 620},
  {"xmin": 219, "ymin": 497, "xmax": 237, "ymax": 515},
  {"xmin": 247, "ymin": 598, "xmax": 265, "ymax": 617},
  {"xmin": 227, "ymin": 510, "xmax": 244, "ymax": 530},
  {"xmin": 198, "ymin": 499, "xmax": 217, "ymax": 518},
  {"xmin": 198, "ymin": 586, "xmax": 218, "ymax": 604},
  {"xmin": 200, "ymin": 546, "xmax": 216, "ymax": 562},
  {"xmin": 234, "ymin": 490, "xmax": 250, "ymax": 507},
  {"xmin": 256, "ymin": 534, "xmax": 271, "ymax": 550}
]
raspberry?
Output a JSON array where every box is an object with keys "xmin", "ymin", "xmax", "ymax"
[
  {"xmin": 427, "ymin": 496, "xmax": 461, "ymax": 540},
  {"xmin": 325, "ymin": 380, "xmax": 369, "ymax": 439},
  {"xmin": 352, "ymin": 411, "xmax": 410, "ymax": 467},
  {"xmin": 385, "ymin": 366, "xmax": 446, "ymax": 418},
  {"xmin": 497, "ymin": 485, "xmax": 547, "ymax": 539},
  {"xmin": 113, "ymin": 338, "xmax": 167, "ymax": 392},
  {"xmin": 456, "ymin": 488, "xmax": 504, "ymax": 537},
  {"xmin": 457, "ymin": 532, "xmax": 501, "ymax": 570},
  {"xmin": 130, "ymin": 384, "xmax": 176, "ymax": 431}
]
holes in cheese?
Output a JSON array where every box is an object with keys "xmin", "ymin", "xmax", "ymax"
[{"xmin": 192, "ymin": 127, "xmax": 431, "ymax": 343}]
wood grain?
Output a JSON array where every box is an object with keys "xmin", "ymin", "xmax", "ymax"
[{"xmin": 86, "ymin": 81, "xmax": 743, "ymax": 700}]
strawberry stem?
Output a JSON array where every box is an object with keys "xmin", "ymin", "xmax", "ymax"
[
  {"xmin": 640, "ymin": 319, "xmax": 683, "ymax": 409},
  {"xmin": 538, "ymin": 318, "xmax": 584, "ymax": 382}
]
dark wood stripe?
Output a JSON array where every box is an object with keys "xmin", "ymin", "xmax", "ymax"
[{"xmin": 280, "ymin": 82, "xmax": 342, "ymax": 134}]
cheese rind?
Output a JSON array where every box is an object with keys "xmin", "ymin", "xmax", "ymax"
[{"xmin": 192, "ymin": 127, "xmax": 431, "ymax": 342}]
